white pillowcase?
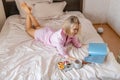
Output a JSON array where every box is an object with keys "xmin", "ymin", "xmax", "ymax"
[
  {"xmin": 32, "ymin": 1, "xmax": 67, "ymax": 19},
  {"xmin": 15, "ymin": 0, "xmax": 53, "ymax": 18}
]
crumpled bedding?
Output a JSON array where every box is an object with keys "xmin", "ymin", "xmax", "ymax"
[{"xmin": 0, "ymin": 11, "xmax": 120, "ymax": 80}]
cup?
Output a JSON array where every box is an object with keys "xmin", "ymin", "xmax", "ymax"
[
  {"xmin": 97, "ymin": 27, "xmax": 104, "ymax": 34},
  {"xmin": 73, "ymin": 60, "xmax": 82, "ymax": 69}
]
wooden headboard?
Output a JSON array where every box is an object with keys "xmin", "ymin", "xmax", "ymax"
[{"xmin": 2, "ymin": 0, "xmax": 83, "ymax": 18}]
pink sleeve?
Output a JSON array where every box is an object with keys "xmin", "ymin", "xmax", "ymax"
[
  {"xmin": 72, "ymin": 37, "xmax": 81, "ymax": 48},
  {"xmin": 52, "ymin": 29, "xmax": 69, "ymax": 58},
  {"xmin": 55, "ymin": 38, "xmax": 68, "ymax": 58},
  {"xmin": 56, "ymin": 41, "xmax": 69, "ymax": 58}
]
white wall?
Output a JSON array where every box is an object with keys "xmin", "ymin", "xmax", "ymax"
[
  {"xmin": 83, "ymin": 0, "xmax": 109, "ymax": 24},
  {"xmin": 0, "ymin": 0, "xmax": 6, "ymax": 31},
  {"xmin": 107, "ymin": 0, "xmax": 120, "ymax": 36}
]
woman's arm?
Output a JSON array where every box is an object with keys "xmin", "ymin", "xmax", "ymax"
[
  {"xmin": 72, "ymin": 37, "xmax": 82, "ymax": 48},
  {"xmin": 56, "ymin": 41, "xmax": 76, "ymax": 61}
]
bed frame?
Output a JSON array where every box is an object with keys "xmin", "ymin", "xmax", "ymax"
[{"xmin": 2, "ymin": 0, "xmax": 83, "ymax": 18}]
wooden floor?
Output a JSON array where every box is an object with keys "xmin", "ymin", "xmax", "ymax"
[{"xmin": 93, "ymin": 24, "xmax": 120, "ymax": 59}]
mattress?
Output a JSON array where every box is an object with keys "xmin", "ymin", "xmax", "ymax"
[{"xmin": 0, "ymin": 11, "xmax": 120, "ymax": 80}]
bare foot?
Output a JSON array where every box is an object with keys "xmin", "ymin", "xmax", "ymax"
[{"xmin": 21, "ymin": 2, "xmax": 31, "ymax": 14}]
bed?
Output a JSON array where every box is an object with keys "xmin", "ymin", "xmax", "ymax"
[{"xmin": 0, "ymin": 0, "xmax": 120, "ymax": 80}]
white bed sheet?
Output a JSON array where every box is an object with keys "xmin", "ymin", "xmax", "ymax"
[{"xmin": 0, "ymin": 11, "xmax": 120, "ymax": 80}]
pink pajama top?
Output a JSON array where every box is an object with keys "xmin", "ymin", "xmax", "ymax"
[{"xmin": 35, "ymin": 27, "xmax": 81, "ymax": 58}]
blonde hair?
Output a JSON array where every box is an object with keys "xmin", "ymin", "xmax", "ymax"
[{"xmin": 62, "ymin": 16, "xmax": 80, "ymax": 36}]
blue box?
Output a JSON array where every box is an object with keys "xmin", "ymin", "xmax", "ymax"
[{"xmin": 84, "ymin": 43, "xmax": 107, "ymax": 63}]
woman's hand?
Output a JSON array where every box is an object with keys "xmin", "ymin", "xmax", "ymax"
[
  {"xmin": 67, "ymin": 56, "xmax": 76, "ymax": 61},
  {"xmin": 82, "ymin": 44, "xmax": 87, "ymax": 46},
  {"xmin": 82, "ymin": 44, "xmax": 87, "ymax": 47}
]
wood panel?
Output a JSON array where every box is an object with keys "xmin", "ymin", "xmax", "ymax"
[
  {"xmin": 2, "ymin": 0, "xmax": 19, "ymax": 17},
  {"xmin": 54, "ymin": 0, "xmax": 83, "ymax": 12}
]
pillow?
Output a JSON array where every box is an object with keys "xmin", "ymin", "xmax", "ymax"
[
  {"xmin": 15, "ymin": 0, "xmax": 53, "ymax": 18},
  {"xmin": 32, "ymin": 1, "xmax": 67, "ymax": 19}
]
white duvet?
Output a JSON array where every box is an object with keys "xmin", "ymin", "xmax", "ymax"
[{"xmin": 0, "ymin": 12, "xmax": 120, "ymax": 80}]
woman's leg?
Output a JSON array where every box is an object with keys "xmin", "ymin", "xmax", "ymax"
[
  {"xmin": 26, "ymin": 14, "xmax": 35, "ymax": 38},
  {"xmin": 29, "ymin": 13, "xmax": 41, "ymax": 29},
  {"xmin": 21, "ymin": 3, "xmax": 35, "ymax": 38},
  {"xmin": 21, "ymin": 2, "xmax": 42, "ymax": 29}
]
